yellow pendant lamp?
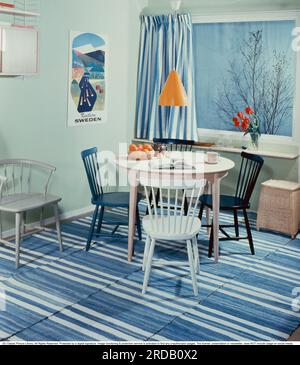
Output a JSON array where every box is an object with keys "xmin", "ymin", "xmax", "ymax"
[{"xmin": 158, "ymin": 69, "xmax": 188, "ymax": 107}]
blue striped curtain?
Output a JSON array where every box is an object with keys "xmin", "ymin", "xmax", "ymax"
[{"xmin": 135, "ymin": 14, "xmax": 198, "ymax": 141}]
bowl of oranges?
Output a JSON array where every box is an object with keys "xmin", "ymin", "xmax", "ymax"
[{"xmin": 128, "ymin": 143, "xmax": 155, "ymax": 161}]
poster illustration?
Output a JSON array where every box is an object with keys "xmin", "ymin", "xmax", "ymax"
[{"xmin": 68, "ymin": 31, "xmax": 107, "ymax": 127}]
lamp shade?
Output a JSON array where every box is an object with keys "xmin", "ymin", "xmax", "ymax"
[{"xmin": 158, "ymin": 70, "xmax": 188, "ymax": 107}]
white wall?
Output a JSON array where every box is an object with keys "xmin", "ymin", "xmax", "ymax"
[{"xmin": 0, "ymin": 0, "xmax": 141, "ymax": 230}]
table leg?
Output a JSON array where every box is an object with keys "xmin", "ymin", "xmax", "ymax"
[
  {"xmin": 128, "ymin": 183, "xmax": 138, "ymax": 262},
  {"xmin": 212, "ymin": 175, "xmax": 220, "ymax": 263},
  {"xmin": 206, "ymin": 181, "xmax": 212, "ymax": 235}
]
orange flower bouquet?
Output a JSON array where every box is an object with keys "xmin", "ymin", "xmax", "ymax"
[{"xmin": 232, "ymin": 107, "xmax": 261, "ymax": 149}]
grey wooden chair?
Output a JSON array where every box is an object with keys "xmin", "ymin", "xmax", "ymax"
[{"xmin": 0, "ymin": 159, "xmax": 63, "ymax": 268}]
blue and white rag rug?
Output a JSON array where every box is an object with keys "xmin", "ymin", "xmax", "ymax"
[{"xmin": 0, "ymin": 203, "xmax": 299, "ymax": 342}]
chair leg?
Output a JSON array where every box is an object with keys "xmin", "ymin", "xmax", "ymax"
[
  {"xmin": 192, "ymin": 236, "xmax": 200, "ymax": 274},
  {"xmin": 206, "ymin": 208, "xmax": 211, "ymax": 235},
  {"xmin": 111, "ymin": 225, "xmax": 120, "ymax": 235},
  {"xmin": 146, "ymin": 190, "xmax": 153, "ymax": 216},
  {"xmin": 199, "ymin": 203, "xmax": 211, "ymax": 236},
  {"xmin": 126, "ymin": 207, "xmax": 136, "ymax": 257},
  {"xmin": 206, "ymin": 182, "xmax": 212, "ymax": 235},
  {"xmin": 15, "ymin": 212, "xmax": 22, "ymax": 269},
  {"xmin": 187, "ymin": 240, "xmax": 199, "ymax": 296},
  {"xmin": 243, "ymin": 209, "xmax": 255, "ymax": 255},
  {"xmin": 20, "ymin": 213, "xmax": 25, "ymax": 244},
  {"xmin": 142, "ymin": 235, "xmax": 151, "ymax": 272},
  {"xmin": 40, "ymin": 207, "xmax": 44, "ymax": 228},
  {"xmin": 208, "ymin": 221, "xmax": 214, "ymax": 258},
  {"xmin": 53, "ymin": 204, "xmax": 64, "ymax": 252},
  {"xmin": 136, "ymin": 205, "xmax": 142, "ymax": 241},
  {"xmin": 86, "ymin": 206, "xmax": 99, "ymax": 252},
  {"xmin": 0, "ymin": 211, "xmax": 2, "ymax": 240},
  {"xmin": 23, "ymin": 211, "xmax": 27, "ymax": 236},
  {"xmin": 142, "ymin": 239, "xmax": 156, "ymax": 294},
  {"xmin": 96, "ymin": 207, "xmax": 105, "ymax": 234},
  {"xmin": 198, "ymin": 203, "xmax": 204, "ymax": 221},
  {"xmin": 234, "ymin": 210, "xmax": 239, "ymax": 237}
]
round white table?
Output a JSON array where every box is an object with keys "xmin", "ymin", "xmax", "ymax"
[{"xmin": 116, "ymin": 155, "xmax": 235, "ymax": 263}]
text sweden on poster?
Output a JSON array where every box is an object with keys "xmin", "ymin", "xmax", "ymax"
[{"xmin": 68, "ymin": 31, "xmax": 108, "ymax": 127}]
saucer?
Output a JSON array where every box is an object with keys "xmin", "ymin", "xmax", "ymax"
[{"xmin": 204, "ymin": 158, "xmax": 219, "ymax": 164}]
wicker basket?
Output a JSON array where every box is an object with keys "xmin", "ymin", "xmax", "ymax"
[{"xmin": 257, "ymin": 180, "xmax": 300, "ymax": 239}]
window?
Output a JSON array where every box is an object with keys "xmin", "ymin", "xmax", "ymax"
[{"xmin": 193, "ymin": 17, "xmax": 296, "ymax": 137}]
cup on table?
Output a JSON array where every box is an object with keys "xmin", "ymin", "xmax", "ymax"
[{"xmin": 206, "ymin": 152, "xmax": 220, "ymax": 164}]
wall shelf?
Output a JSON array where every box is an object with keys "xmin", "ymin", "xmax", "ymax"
[{"xmin": 0, "ymin": 8, "xmax": 39, "ymax": 17}]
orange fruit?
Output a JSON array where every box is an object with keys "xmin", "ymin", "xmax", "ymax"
[
  {"xmin": 129, "ymin": 144, "xmax": 138, "ymax": 152},
  {"xmin": 143, "ymin": 144, "xmax": 153, "ymax": 151}
]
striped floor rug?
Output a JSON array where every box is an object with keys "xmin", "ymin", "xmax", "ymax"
[{"xmin": 0, "ymin": 204, "xmax": 299, "ymax": 342}]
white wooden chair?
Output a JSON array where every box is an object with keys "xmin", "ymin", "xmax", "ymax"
[
  {"xmin": 141, "ymin": 175, "xmax": 205, "ymax": 296},
  {"xmin": 0, "ymin": 159, "xmax": 63, "ymax": 268}
]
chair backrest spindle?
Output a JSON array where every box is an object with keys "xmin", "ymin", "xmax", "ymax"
[
  {"xmin": 153, "ymin": 138, "xmax": 195, "ymax": 152},
  {"xmin": 144, "ymin": 185, "xmax": 154, "ymax": 230},
  {"xmin": 0, "ymin": 159, "xmax": 56, "ymax": 198},
  {"xmin": 0, "ymin": 176, "xmax": 6, "ymax": 198},
  {"xmin": 235, "ymin": 152, "xmax": 264, "ymax": 204},
  {"xmin": 81, "ymin": 147, "xmax": 104, "ymax": 200},
  {"xmin": 141, "ymin": 177, "xmax": 205, "ymax": 236},
  {"xmin": 20, "ymin": 163, "xmax": 24, "ymax": 193}
]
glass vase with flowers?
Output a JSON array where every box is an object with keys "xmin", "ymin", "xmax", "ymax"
[{"xmin": 232, "ymin": 107, "xmax": 261, "ymax": 150}]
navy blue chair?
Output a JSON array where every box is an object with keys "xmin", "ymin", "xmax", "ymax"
[
  {"xmin": 81, "ymin": 147, "xmax": 142, "ymax": 252},
  {"xmin": 199, "ymin": 152, "xmax": 264, "ymax": 257},
  {"xmin": 153, "ymin": 138, "xmax": 195, "ymax": 152},
  {"xmin": 151, "ymin": 138, "xmax": 195, "ymax": 214}
]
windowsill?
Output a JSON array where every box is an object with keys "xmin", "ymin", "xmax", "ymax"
[
  {"xmin": 193, "ymin": 145, "xmax": 299, "ymax": 160},
  {"xmin": 132, "ymin": 138, "xmax": 299, "ymax": 160}
]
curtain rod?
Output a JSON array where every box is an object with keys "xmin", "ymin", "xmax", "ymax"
[
  {"xmin": 141, "ymin": 1, "xmax": 185, "ymax": 17},
  {"xmin": 140, "ymin": 9, "xmax": 189, "ymax": 16}
]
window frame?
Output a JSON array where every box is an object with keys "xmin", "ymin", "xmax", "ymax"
[{"xmin": 192, "ymin": 10, "xmax": 300, "ymax": 144}]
